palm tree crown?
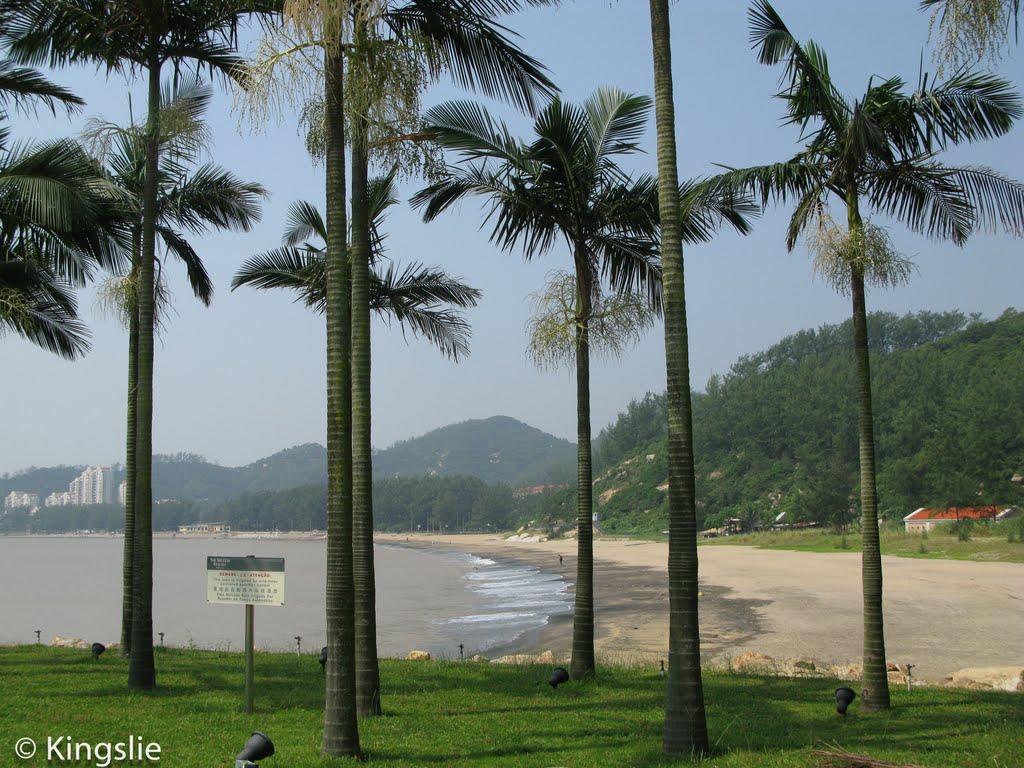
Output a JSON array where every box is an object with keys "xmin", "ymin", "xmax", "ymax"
[
  {"xmin": 232, "ymin": 171, "xmax": 482, "ymax": 362},
  {"xmin": 729, "ymin": 0, "xmax": 1024, "ymax": 249}
]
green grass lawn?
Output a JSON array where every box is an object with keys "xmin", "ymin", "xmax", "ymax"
[
  {"xmin": 1, "ymin": 646, "xmax": 1020, "ymax": 767},
  {"xmin": 698, "ymin": 526, "xmax": 1024, "ymax": 563}
]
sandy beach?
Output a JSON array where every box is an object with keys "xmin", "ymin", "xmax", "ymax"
[{"xmin": 378, "ymin": 533, "xmax": 1024, "ymax": 684}]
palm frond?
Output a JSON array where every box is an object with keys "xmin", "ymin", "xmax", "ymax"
[
  {"xmin": 384, "ymin": 0, "xmax": 557, "ymax": 116},
  {"xmin": 950, "ymin": 165, "xmax": 1024, "ymax": 236},
  {"xmin": 421, "ymin": 99, "xmax": 524, "ymax": 162},
  {"xmin": 709, "ymin": 155, "xmax": 830, "ymax": 210},
  {"xmin": 679, "ymin": 176, "xmax": 761, "ymax": 242},
  {"xmin": 231, "ymin": 246, "xmax": 326, "ymax": 310},
  {"xmin": 283, "ymin": 200, "xmax": 327, "ymax": 247},
  {"xmin": 0, "ymin": 60, "xmax": 84, "ymax": 115},
  {"xmin": 155, "ymin": 225, "xmax": 213, "ymax": 305},
  {"xmin": 367, "ymin": 167, "xmax": 400, "ymax": 261},
  {"xmin": 370, "ymin": 260, "xmax": 481, "ymax": 361},
  {"xmin": 911, "ymin": 69, "xmax": 1022, "ymax": 151},
  {"xmin": 161, "ymin": 164, "xmax": 266, "ymax": 234},
  {"xmin": 0, "ymin": 259, "xmax": 90, "ymax": 358},
  {"xmin": 748, "ymin": 0, "xmax": 848, "ymax": 133},
  {"xmin": 156, "ymin": 74, "xmax": 214, "ymax": 161},
  {"xmin": 866, "ymin": 158, "xmax": 976, "ymax": 244},
  {"xmin": 583, "ymin": 86, "xmax": 651, "ymax": 163}
]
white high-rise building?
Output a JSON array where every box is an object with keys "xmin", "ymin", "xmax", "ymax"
[
  {"xmin": 4, "ymin": 491, "xmax": 39, "ymax": 511},
  {"xmin": 46, "ymin": 491, "xmax": 72, "ymax": 506},
  {"xmin": 54, "ymin": 466, "xmax": 117, "ymax": 506}
]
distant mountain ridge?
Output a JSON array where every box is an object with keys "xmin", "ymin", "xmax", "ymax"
[
  {"xmin": 1, "ymin": 417, "xmax": 574, "ymax": 503},
  {"xmin": 374, "ymin": 415, "xmax": 575, "ymax": 485}
]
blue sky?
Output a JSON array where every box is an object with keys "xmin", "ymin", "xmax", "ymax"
[{"xmin": 4, "ymin": 1, "xmax": 1023, "ymax": 475}]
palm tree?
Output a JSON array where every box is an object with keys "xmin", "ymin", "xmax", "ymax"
[
  {"xmin": 90, "ymin": 77, "xmax": 264, "ymax": 654},
  {"xmin": 648, "ymin": 0, "xmax": 710, "ymax": 756},
  {"xmin": 712, "ymin": 0, "xmax": 1024, "ymax": 710},
  {"xmin": 3, "ymin": 0, "xmax": 279, "ymax": 690},
  {"xmin": 231, "ymin": 173, "xmax": 482, "ymax": 362},
  {"xmin": 321, "ymin": 9, "xmax": 356, "ymax": 746},
  {"xmin": 413, "ymin": 87, "xmax": 754, "ymax": 681},
  {"xmin": 326, "ymin": 0, "xmax": 557, "ymax": 723}
]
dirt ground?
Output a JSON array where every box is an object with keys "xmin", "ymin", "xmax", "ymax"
[{"xmin": 380, "ymin": 533, "xmax": 1024, "ymax": 684}]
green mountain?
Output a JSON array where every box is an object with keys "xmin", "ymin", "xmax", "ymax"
[
  {"xmin": 149, "ymin": 445, "xmax": 329, "ymax": 501},
  {"xmin": 374, "ymin": 415, "xmax": 575, "ymax": 485},
  {"xmin": 581, "ymin": 309, "xmax": 1024, "ymax": 537},
  {"xmin": 2, "ymin": 418, "xmax": 573, "ymax": 509}
]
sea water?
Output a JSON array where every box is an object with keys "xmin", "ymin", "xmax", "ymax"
[
  {"xmin": 435, "ymin": 554, "xmax": 572, "ymax": 654},
  {"xmin": 0, "ymin": 536, "xmax": 572, "ymax": 658}
]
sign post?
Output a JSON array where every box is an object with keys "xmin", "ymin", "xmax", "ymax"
[{"xmin": 207, "ymin": 555, "xmax": 285, "ymax": 714}]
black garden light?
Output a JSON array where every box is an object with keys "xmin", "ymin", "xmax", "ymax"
[
  {"xmin": 834, "ymin": 686, "xmax": 856, "ymax": 716},
  {"xmin": 548, "ymin": 666, "xmax": 569, "ymax": 689},
  {"xmin": 235, "ymin": 730, "xmax": 274, "ymax": 768},
  {"xmin": 91, "ymin": 643, "xmax": 105, "ymax": 660}
]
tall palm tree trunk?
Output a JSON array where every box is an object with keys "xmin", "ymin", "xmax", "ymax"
[
  {"xmin": 350, "ymin": 37, "xmax": 382, "ymax": 713},
  {"xmin": 848, "ymin": 197, "xmax": 890, "ymax": 710},
  {"xmin": 120, "ymin": 253, "xmax": 140, "ymax": 655},
  {"xmin": 649, "ymin": 0, "xmax": 710, "ymax": 755},
  {"xmin": 570, "ymin": 260, "xmax": 595, "ymax": 681},
  {"xmin": 322, "ymin": 41, "xmax": 361, "ymax": 757},
  {"xmin": 128, "ymin": 52, "xmax": 160, "ymax": 691}
]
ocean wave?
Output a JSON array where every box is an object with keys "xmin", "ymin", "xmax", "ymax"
[{"xmin": 437, "ymin": 611, "xmax": 541, "ymax": 625}]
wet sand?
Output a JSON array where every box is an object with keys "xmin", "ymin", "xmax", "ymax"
[{"xmin": 379, "ymin": 533, "xmax": 1024, "ymax": 683}]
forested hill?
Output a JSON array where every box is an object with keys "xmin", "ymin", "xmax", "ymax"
[
  {"xmin": 373, "ymin": 416, "xmax": 575, "ymax": 485},
  {"xmin": 2, "ymin": 418, "xmax": 573, "ymax": 505},
  {"xmin": 589, "ymin": 309, "xmax": 1024, "ymax": 535}
]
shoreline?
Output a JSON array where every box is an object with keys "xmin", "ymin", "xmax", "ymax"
[
  {"xmin": 7, "ymin": 531, "xmax": 1021, "ymax": 685},
  {"xmin": 376, "ymin": 532, "xmax": 1024, "ymax": 685}
]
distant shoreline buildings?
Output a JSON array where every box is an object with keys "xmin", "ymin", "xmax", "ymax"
[
  {"xmin": 3, "ymin": 491, "xmax": 39, "ymax": 511},
  {"xmin": 3, "ymin": 466, "xmax": 120, "ymax": 516}
]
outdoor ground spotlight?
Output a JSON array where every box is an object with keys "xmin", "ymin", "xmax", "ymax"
[
  {"xmin": 834, "ymin": 686, "xmax": 856, "ymax": 716},
  {"xmin": 235, "ymin": 730, "xmax": 274, "ymax": 768},
  {"xmin": 91, "ymin": 643, "xmax": 106, "ymax": 660},
  {"xmin": 319, "ymin": 646, "xmax": 328, "ymax": 672},
  {"xmin": 548, "ymin": 666, "xmax": 569, "ymax": 689}
]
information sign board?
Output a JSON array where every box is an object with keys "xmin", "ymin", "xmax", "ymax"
[{"xmin": 206, "ymin": 556, "xmax": 285, "ymax": 606}]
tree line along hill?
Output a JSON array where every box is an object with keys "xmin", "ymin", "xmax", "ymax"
[
  {"xmin": 1, "ymin": 416, "xmax": 574, "ymax": 533},
  {"xmin": 582, "ymin": 308, "xmax": 1024, "ymax": 536},
  {"xmin": 4, "ymin": 309, "xmax": 1020, "ymax": 536}
]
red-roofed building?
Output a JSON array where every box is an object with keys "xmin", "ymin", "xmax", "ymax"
[{"xmin": 902, "ymin": 506, "xmax": 1022, "ymax": 532}]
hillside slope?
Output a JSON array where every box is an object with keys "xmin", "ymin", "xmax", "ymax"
[
  {"xmin": 374, "ymin": 415, "xmax": 575, "ymax": 485},
  {"xmin": 588, "ymin": 309, "xmax": 1024, "ymax": 536}
]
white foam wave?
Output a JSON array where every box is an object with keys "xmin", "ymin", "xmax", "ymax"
[{"xmin": 438, "ymin": 611, "xmax": 540, "ymax": 625}]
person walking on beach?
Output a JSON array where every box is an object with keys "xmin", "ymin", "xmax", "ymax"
[{"xmin": 558, "ymin": 554, "xmax": 563, "ymax": 566}]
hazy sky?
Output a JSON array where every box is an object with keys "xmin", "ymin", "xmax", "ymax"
[{"xmin": 4, "ymin": 1, "xmax": 1023, "ymax": 476}]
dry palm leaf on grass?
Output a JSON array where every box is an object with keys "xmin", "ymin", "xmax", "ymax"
[{"xmin": 811, "ymin": 745, "xmax": 928, "ymax": 768}]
